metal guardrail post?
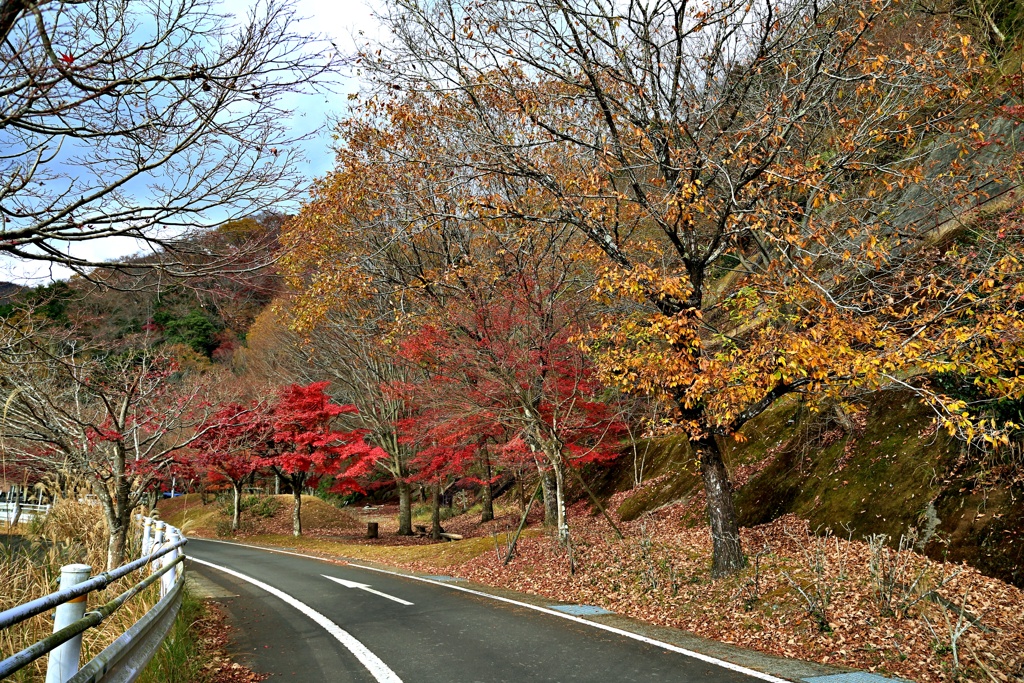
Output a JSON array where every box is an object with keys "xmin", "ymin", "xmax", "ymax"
[
  {"xmin": 170, "ymin": 529, "xmax": 180, "ymax": 583},
  {"xmin": 141, "ymin": 518, "xmax": 153, "ymax": 556},
  {"xmin": 151, "ymin": 522, "xmax": 166, "ymax": 573},
  {"xmin": 45, "ymin": 564, "xmax": 92, "ymax": 683},
  {"xmin": 160, "ymin": 530, "xmax": 177, "ymax": 596}
]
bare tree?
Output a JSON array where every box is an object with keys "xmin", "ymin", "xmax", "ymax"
[
  {"xmin": 1, "ymin": 0, "xmax": 339, "ymax": 277},
  {"xmin": 361, "ymin": 0, "xmax": 1003, "ymax": 575},
  {"xmin": 0, "ymin": 316, "xmax": 215, "ymax": 567}
]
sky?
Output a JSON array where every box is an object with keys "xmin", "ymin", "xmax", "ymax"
[
  {"xmin": 1, "ymin": 0, "xmax": 384, "ymax": 284},
  {"xmin": 270, "ymin": 0, "xmax": 385, "ymax": 177}
]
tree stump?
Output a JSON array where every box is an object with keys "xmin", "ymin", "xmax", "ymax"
[{"xmin": 366, "ymin": 522, "xmax": 379, "ymax": 539}]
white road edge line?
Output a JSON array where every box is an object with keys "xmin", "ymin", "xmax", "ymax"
[
  {"xmin": 190, "ymin": 538, "xmax": 789, "ymax": 683},
  {"xmin": 346, "ymin": 562, "xmax": 791, "ymax": 683},
  {"xmin": 189, "ymin": 556, "xmax": 403, "ymax": 683}
]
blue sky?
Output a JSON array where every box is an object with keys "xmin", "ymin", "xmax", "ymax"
[
  {"xmin": 1, "ymin": 0, "xmax": 382, "ymax": 284},
  {"xmin": 266, "ymin": 0, "xmax": 384, "ymax": 176}
]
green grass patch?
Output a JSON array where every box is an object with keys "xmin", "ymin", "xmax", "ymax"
[{"xmin": 137, "ymin": 586, "xmax": 208, "ymax": 683}]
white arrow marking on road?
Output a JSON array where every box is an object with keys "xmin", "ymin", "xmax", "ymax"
[{"xmin": 323, "ymin": 575, "xmax": 414, "ymax": 605}]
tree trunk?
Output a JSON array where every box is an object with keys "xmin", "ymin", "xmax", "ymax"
[
  {"xmin": 231, "ymin": 481, "xmax": 243, "ymax": 532},
  {"xmin": 107, "ymin": 521, "xmax": 127, "ymax": 571},
  {"xmin": 292, "ymin": 488, "xmax": 302, "ymax": 537},
  {"xmin": 480, "ymin": 452, "xmax": 494, "ymax": 523},
  {"xmin": 695, "ymin": 436, "xmax": 746, "ymax": 577},
  {"xmin": 540, "ymin": 467, "xmax": 557, "ymax": 527},
  {"xmin": 552, "ymin": 460, "xmax": 569, "ymax": 544},
  {"xmin": 395, "ymin": 480, "xmax": 413, "ymax": 535},
  {"xmin": 99, "ymin": 464, "xmax": 132, "ymax": 569},
  {"xmin": 430, "ymin": 481, "xmax": 443, "ymax": 540}
]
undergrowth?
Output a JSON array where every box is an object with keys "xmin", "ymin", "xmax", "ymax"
[
  {"xmin": 0, "ymin": 500, "xmax": 157, "ymax": 682},
  {"xmin": 137, "ymin": 586, "xmax": 209, "ymax": 683}
]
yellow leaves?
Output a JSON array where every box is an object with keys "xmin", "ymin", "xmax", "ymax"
[{"xmin": 595, "ymin": 264, "xmax": 692, "ymax": 306}]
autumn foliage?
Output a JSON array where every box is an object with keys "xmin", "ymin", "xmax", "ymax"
[{"xmin": 276, "ymin": 0, "xmax": 1024, "ymax": 577}]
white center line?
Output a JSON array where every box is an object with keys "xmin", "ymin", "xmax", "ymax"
[
  {"xmin": 190, "ymin": 538, "xmax": 788, "ymax": 683},
  {"xmin": 190, "ymin": 557, "xmax": 403, "ymax": 683}
]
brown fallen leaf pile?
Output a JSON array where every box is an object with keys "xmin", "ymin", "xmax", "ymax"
[
  {"xmin": 197, "ymin": 601, "xmax": 268, "ymax": 683},
  {"xmin": 394, "ymin": 500, "xmax": 1024, "ymax": 683}
]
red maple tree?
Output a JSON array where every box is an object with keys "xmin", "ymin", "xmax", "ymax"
[
  {"xmin": 192, "ymin": 402, "xmax": 272, "ymax": 531},
  {"xmin": 398, "ymin": 265, "xmax": 626, "ymax": 543},
  {"xmin": 261, "ymin": 381, "xmax": 385, "ymax": 536}
]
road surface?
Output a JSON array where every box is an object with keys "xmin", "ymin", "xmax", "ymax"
[{"xmin": 188, "ymin": 539, "xmax": 792, "ymax": 683}]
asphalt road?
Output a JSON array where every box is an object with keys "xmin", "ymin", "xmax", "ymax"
[{"xmin": 188, "ymin": 539, "xmax": 786, "ymax": 683}]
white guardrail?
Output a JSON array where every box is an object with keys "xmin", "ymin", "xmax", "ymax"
[
  {"xmin": 0, "ymin": 518, "xmax": 187, "ymax": 683},
  {"xmin": 1, "ymin": 502, "xmax": 52, "ymax": 526}
]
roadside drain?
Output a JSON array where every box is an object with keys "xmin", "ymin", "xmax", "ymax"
[{"xmin": 547, "ymin": 604, "xmax": 614, "ymax": 616}]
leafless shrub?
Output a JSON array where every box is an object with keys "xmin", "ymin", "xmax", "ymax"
[
  {"xmin": 867, "ymin": 530, "xmax": 965, "ymax": 619},
  {"xmin": 740, "ymin": 544, "xmax": 771, "ymax": 611},
  {"xmin": 781, "ymin": 526, "xmax": 848, "ymax": 632},
  {"xmin": 922, "ymin": 583, "xmax": 977, "ymax": 675},
  {"xmin": 492, "ymin": 520, "xmax": 516, "ymax": 563}
]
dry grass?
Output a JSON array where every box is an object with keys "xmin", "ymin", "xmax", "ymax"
[
  {"xmin": 233, "ymin": 528, "xmax": 543, "ymax": 567},
  {"xmin": 0, "ymin": 500, "xmax": 161, "ymax": 682},
  {"xmin": 157, "ymin": 494, "xmax": 359, "ymax": 539},
  {"xmin": 163, "ymin": 492, "xmax": 543, "ymax": 567}
]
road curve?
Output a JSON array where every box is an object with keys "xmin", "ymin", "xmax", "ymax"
[{"xmin": 187, "ymin": 538, "xmax": 787, "ymax": 683}]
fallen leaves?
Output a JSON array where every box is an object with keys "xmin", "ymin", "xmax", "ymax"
[
  {"xmin": 195, "ymin": 601, "xmax": 268, "ymax": 683},
  {"xmin": 395, "ymin": 502, "xmax": 1024, "ymax": 683}
]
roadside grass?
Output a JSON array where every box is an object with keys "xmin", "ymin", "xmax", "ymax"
[
  {"xmin": 0, "ymin": 500, "xmax": 158, "ymax": 682},
  {"xmin": 138, "ymin": 584, "xmax": 267, "ymax": 683},
  {"xmin": 137, "ymin": 586, "xmax": 208, "ymax": 683},
  {"xmin": 232, "ymin": 530, "xmax": 543, "ymax": 568},
  {"xmin": 159, "ymin": 493, "xmax": 358, "ymax": 539},
  {"xmin": 159, "ymin": 494, "xmax": 221, "ymax": 535}
]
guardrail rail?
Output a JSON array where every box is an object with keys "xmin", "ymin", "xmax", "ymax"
[
  {"xmin": 0, "ymin": 517, "xmax": 187, "ymax": 683},
  {"xmin": 1, "ymin": 502, "xmax": 52, "ymax": 526}
]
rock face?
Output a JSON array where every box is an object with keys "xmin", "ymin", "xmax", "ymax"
[{"xmin": 592, "ymin": 390, "xmax": 1024, "ymax": 588}]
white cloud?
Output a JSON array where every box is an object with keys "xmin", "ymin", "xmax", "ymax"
[{"xmin": 1, "ymin": 0, "xmax": 384, "ymax": 285}]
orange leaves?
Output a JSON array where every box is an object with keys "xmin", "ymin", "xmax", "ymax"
[{"xmin": 594, "ymin": 263, "xmax": 693, "ymax": 308}]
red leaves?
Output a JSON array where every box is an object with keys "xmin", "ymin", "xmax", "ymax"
[
  {"xmin": 59, "ymin": 52, "xmax": 74, "ymax": 65},
  {"xmin": 192, "ymin": 403, "xmax": 269, "ymax": 484},
  {"xmin": 190, "ymin": 382, "xmax": 377, "ymax": 493},
  {"xmin": 390, "ymin": 265, "xmax": 627, "ymax": 496}
]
